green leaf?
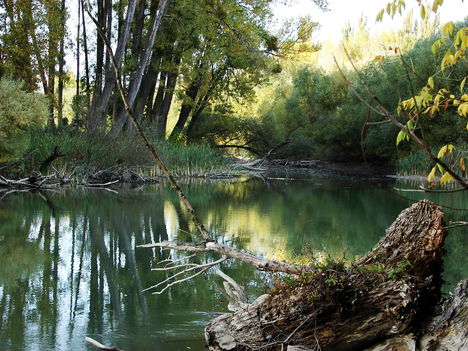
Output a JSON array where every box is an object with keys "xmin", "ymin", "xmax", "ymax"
[
  {"xmin": 428, "ymin": 76, "xmax": 434, "ymax": 89},
  {"xmin": 427, "ymin": 166, "xmax": 437, "ymax": 182},
  {"xmin": 437, "ymin": 163, "xmax": 445, "ymax": 174},
  {"xmin": 376, "ymin": 9, "xmax": 384, "ymax": 22},
  {"xmin": 431, "ymin": 38, "xmax": 445, "ymax": 55},
  {"xmin": 396, "ymin": 130, "xmax": 409, "ymax": 146},
  {"xmin": 420, "ymin": 5, "xmax": 426, "ymax": 20},
  {"xmin": 406, "ymin": 120, "xmax": 414, "ymax": 131},
  {"xmin": 396, "ymin": 130, "xmax": 406, "ymax": 146},
  {"xmin": 461, "ymin": 77, "xmax": 467, "ymax": 93}
]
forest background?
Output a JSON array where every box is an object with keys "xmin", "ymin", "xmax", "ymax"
[{"xmin": 0, "ymin": 0, "xmax": 467, "ymax": 180}]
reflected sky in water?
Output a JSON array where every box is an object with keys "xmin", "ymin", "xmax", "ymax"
[{"xmin": 0, "ymin": 177, "xmax": 466, "ymax": 350}]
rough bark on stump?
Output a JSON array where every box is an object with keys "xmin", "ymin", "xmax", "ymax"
[
  {"xmin": 205, "ymin": 200, "xmax": 448, "ymax": 351},
  {"xmin": 364, "ymin": 279, "xmax": 468, "ymax": 351}
]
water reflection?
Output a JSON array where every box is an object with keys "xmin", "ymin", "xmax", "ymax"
[{"xmin": 0, "ymin": 178, "xmax": 466, "ymax": 350}]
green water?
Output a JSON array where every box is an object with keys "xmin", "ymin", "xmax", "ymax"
[{"xmin": 0, "ymin": 177, "xmax": 466, "ymax": 351}]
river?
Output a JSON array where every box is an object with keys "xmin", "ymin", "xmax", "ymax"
[{"xmin": 0, "ymin": 176, "xmax": 466, "ymax": 350}]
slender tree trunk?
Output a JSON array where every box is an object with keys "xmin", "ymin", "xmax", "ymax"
[
  {"xmin": 111, "ymin": 0, "xmax": 170, "ymax": 135},
  {"xmin": 75, "ymin": 0, "xmax": 81, "ymax": 98},
  {"xmin": 151, "ymin": 71, "xmax": 167, "ymax": 119},
  {"xmin": 169, "ymin": 80, "xmax": 200, "ymax": 139},
  {"xmin": 57, "ymin": 0, "xmax": 66, "ymax": 127},
  {"xmin": 87, "ymin": 0, "xmax": 137, "ymax": 130},
  {"xmin": 104, "ymin": 0, "xmax": 112, "ymax": 76},
  {"xmin": 80, "ymin": 0, "xmax": 90, "ymax": 107},
  {"xmin": 156, "ymin": 70, "xmax": 178, "ymax": 138},
  {"xmin": 95, "ymin": 0, "xmax": 105, "ymax": 93}
]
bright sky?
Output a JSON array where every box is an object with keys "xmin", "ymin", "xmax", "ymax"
[{"xmin": 272, "ymin": 0, "xmax": 468, "ymax": 42}]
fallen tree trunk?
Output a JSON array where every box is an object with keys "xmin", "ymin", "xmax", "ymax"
[
  {"xmin": 365, "ymin": 278, "xmax": 467, "ymax": 351},
  {"xmin": 205, "ymin": 200, "xmax": 449, "ymax": 350}
]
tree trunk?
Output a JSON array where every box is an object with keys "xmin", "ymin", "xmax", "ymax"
[
  {"xmin": 87, "ymin": 0, "xmax": 137, "ymax": 130},
  {"xmin": 365, "ymin": 279, "xmax": 467, "ymax": 351},
  {"xmin": 111, "ymin": 0, "xmax": 170, "ymax": 135},
  {"xmin": 81, "ymin": 0, "xmax": 91, "ymax": 107},
  {"xmin": 75, "ymin": 0, "xmax": 81, "ymax": 98},
  {"xmin": 205, "ymin": 200, "xmax": 448, "ymax": 351},
  {"xmin": 57, "ymin": 0, "xmax": 66, "ymax": 127},
  {"xmin": 155, "ymin": 54, "xmax": 180, "ymax": 138},
  {"xmin": 169, "ymin": 80, "xmax": 200, "ymax": 139}
]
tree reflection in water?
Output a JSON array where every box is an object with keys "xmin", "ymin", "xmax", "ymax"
[{"xmin": 0, "ymin": 178, "xmax": 466, "ymax": 350}]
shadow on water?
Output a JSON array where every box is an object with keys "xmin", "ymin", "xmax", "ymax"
[{"xmin": 0, "ymin": 177, "xmax": 466, "ymax": 350}]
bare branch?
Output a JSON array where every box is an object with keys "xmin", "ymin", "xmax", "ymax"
[
  {"xmin": 85, "ymin": 337, "xmax": 123, "ymax": 351},
  {"xmin": 138, "ymin": 240, "xmax": 311, "ymax": 275},
  {"xmin": 147, "ymin": 257, "xmax": 228, "ymax": 295},
  {"xmin": 444, "ymin": 221, "xmax": 468, "ymax": 230}
]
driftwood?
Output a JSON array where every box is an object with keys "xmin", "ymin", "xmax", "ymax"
[
  {"xmin": 85, "ymin": 337, "xmax": 124, "ymax": 351},
  {"xmin": 204, "ymin": 200, "xmax": 450, "ymax": 351},
  {"xmin": 0, "ymin": 173, "xmax": 120, "ymax": 195}
]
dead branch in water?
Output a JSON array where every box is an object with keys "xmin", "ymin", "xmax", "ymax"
[{"xmin": 85, "ymin": 337, "xmax": 123, "ymax": 351}]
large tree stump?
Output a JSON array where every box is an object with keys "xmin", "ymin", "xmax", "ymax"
[
  {"xmin": 205, "ymin": 200, "xmax": 448, "ymax": 350},
  {"xmin": 365, "ymin": 279, "xmax": 468, "ymax": 351}
]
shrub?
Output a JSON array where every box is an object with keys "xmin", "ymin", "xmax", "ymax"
[{"xmin": 0, "ymin": 77, "xmax": 47, "ymax": 162}]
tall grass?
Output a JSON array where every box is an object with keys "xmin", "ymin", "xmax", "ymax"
[
  {"xmin": 22, "ymin": 129, "xmax": 231, "ymax": 177},
  {"xmin": 396, "ymin": 143, "xmax": 468, "ymax": 177}
]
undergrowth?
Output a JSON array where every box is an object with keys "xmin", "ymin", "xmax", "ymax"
[
  {"xmin": 270, "ymin": 256, "xmax": 412, "ymax": 302},
  {"xmin": 396, "ymin": 143, "xmax": 467, "ymax": 177},
  {"xmin": 10, "ymin": 129, "xmax": 231, "ymax": 178}
]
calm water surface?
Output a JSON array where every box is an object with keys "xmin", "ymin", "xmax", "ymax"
[{"xmin": 0, "ymin": 177, "xmax": 466, "ymax": 351}]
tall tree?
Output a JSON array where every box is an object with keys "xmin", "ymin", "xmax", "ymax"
[{"xmin": 87, "ymin": 0, "xmax": 138, "ymax": 130}]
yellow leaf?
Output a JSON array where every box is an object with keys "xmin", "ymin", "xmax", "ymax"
[
  {"xmin": 459, "ymin": 28, "xmax": 468, "ymax": 50},
  {"xmin": 373, "ymin": 55, "xmax": 385, "ymax": 62},
  {"xmin": 441, "ymin": 22, "xmax": 454, "ymax": 37},
  {"xmin": 440, "ymin": 172, "xmax": 454, "ymax": 186},
  {"xmin": 460, "ymin": 158, "xmax": 466, "ymax": 172},
  {"xmin": 432, "ymin": 0, "xmax": 444, "ymax": 13},
  {"xmin": 437, "ymin": 144, "xmax": 454, "ymax": 158},
  {"xmin": 461, "ymin": 77, "xmax": 467, "ymax": 93},
  {"xmin": 461, "ymin": 94, "xmax": 468, "ymax": 102},
  {"xmin": 428, "ymin": 76, "xmax": 434, "ymax": 88},
  {"xmin": 427, "ymin": 166, "xmax": 437, "ymax": 182},
  {"xmin": 458, "ymin": 102, "xmax": 468, "ymax": 117}
]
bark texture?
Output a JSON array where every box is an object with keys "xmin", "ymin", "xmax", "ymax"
[
  {"xmin": 364, "ymin": 279, "xmax": 468, "ymax": 351},
  {"xmin": 205, "ymin": 200, "xmax": 448, "ymax": 351}
]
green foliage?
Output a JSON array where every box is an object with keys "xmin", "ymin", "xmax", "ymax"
[
  {"xmin": 223, "ymin": 18, "xmax": 466, "ymax": 164},
  {"xmin": 0, "ymin": 77, "xmax": 47, "ymax": 162}
]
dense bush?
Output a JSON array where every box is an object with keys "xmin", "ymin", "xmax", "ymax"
[{"xmin": 0, "ymin": 78, "xmax": 47, "ymax": 162}]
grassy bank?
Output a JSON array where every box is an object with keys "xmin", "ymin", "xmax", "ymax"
[{"xmin": 9, "ymin": 129, "xmax": 232, "ymax": 179}]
